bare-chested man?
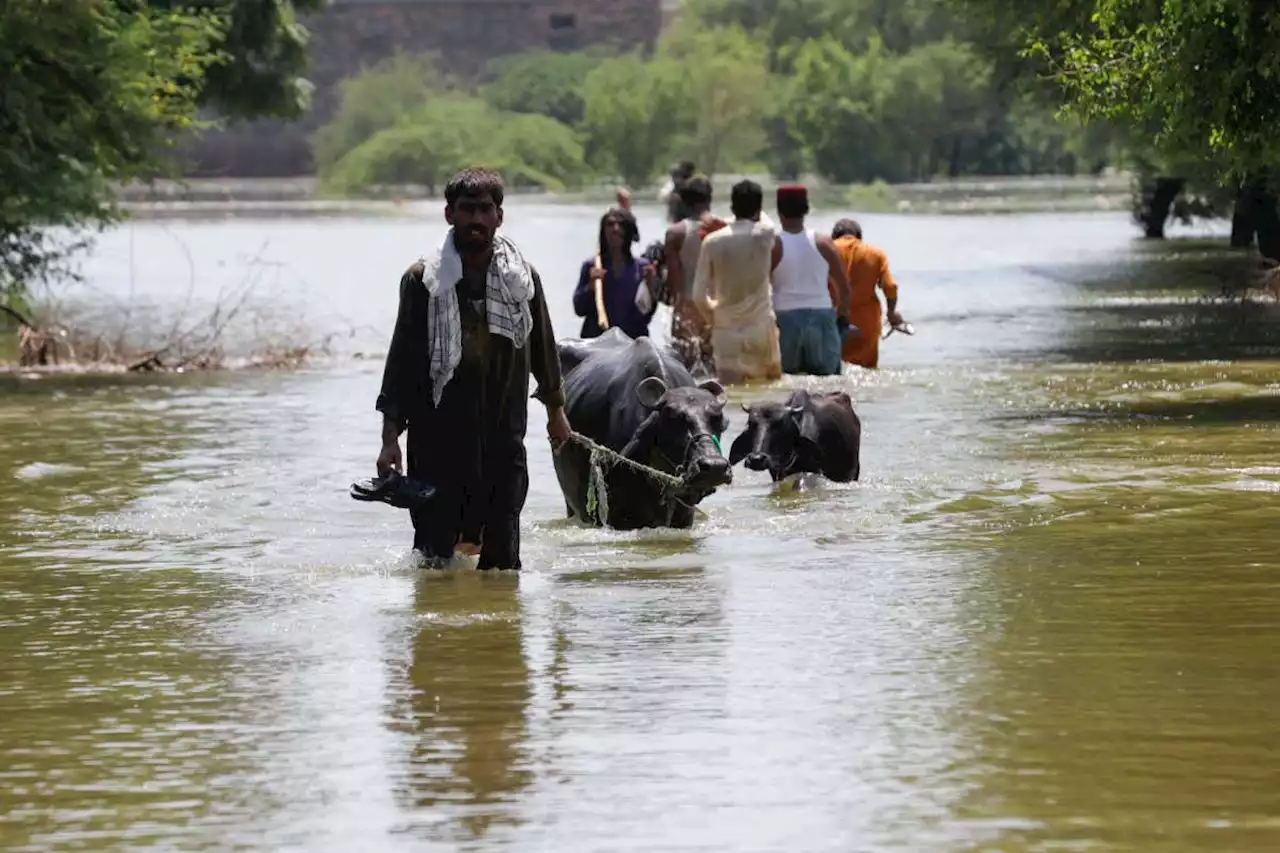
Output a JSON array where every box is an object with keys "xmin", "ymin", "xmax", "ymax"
[{"xmin": 661, "ymin": 174, "xmax": 722, "ymax": 374}]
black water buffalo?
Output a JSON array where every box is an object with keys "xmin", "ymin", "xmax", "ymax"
[
  {"xmin": 554, "ymin": 328, "xmax": 732, "ymax": 529},
  {"xmin": 729, "ymin": 389, "xmax": 862, "ymax": 483}
]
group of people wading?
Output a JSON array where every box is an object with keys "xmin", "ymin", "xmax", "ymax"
[
  {"xmin": 571, "ymin": 162, "xmax": 906, "ymax": 384},
  {"xmin": 373, "ymin": 166, "xmax": 904, "ymax": 571}
]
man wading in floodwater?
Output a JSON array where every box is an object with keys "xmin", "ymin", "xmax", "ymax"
[{"xmin": 375, "ymin": 168, "xmax": 572, "ymax": 569}]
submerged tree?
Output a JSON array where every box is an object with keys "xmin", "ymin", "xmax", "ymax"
[{"xmin": 950, "ymin": 0, "xmax": 1280, "ymax": 252}]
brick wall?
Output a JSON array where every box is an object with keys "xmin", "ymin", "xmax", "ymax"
[{"xmin": 178, "ymin": 0, "xmax": 663, "ymax": 178}]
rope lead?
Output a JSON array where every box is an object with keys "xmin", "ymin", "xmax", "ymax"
[{"xmin": 566, "ymin": 430, "xmax": 690, "ymax": 525}]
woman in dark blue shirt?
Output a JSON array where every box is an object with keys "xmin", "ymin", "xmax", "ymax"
[{"xmin": 573, "ymin": 207, "xmax": 657, "ymax": 340}]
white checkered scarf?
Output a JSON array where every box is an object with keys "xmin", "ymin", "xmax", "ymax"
[{"xmin": 421, "ymin": 228, "xmax": 534, "ymax": 408}]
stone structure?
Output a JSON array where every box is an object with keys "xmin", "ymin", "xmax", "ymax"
[{"xmin": 179, "ymin": 0, "xmax": 664, "ymax": 178}]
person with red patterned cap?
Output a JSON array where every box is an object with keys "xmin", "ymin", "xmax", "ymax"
[{"xmin": 770, "ymin": 184, "xmax": 853, "ymax": 375}]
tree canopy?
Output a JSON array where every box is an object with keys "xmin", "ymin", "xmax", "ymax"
[
  {"xmin": 149, "ymin": 0, "xmax": 327, "ymax": 121},
  {"xmin": 0, "ymin": 0, "xmax": 222, "ymax": 303},
  {"xmin": 949, "ymin": 0, "xmax": 1280, "ymax": 185},
  {"xmin": 0, "ymin": 0, "xmax": 324, "ymax": 303}
]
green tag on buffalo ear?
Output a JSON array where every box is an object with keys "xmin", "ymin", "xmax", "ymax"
[{"xmin": 712, "ymin": 435, "xmax": 722, "ymax": 453}]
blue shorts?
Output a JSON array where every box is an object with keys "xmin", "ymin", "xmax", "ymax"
[{"xmin": 776, "ymin": 308, "xmax": 841, "ymax": 376}]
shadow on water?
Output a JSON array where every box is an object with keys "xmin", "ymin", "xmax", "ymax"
[{"xmin": 1014, "ymin": 240, "xmax": 1280, "ymax": 365}]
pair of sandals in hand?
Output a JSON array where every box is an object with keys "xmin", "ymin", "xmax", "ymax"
[{"xmin": 349, "ymin": 469, "xmax": 436, "ymax": 510}]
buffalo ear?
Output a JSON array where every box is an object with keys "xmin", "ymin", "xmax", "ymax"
[
  {"xmin": 728, "ymin": 427, "xmax": 754, "ymax": 466},
  {"xmin": 636, "ymin": 375, "xmax": 668, "ymax": 409},
  {"xmin": 698, "ymin": 379, "xmax": 726, "ymax": 406}
]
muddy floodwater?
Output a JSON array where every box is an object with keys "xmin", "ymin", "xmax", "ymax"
[{"xmin": 2, "ymin": 202, "xmax": 1279, "ymax": 852}]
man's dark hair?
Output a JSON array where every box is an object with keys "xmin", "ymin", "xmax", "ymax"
[
  {"xmin": 777, "ymin": 194, "xmax": 809, "ymax": 219},
  {"xmin": 729, "ymin": 179, "xmax": 764, "ymax": 219},
  {"xmin": 672, "ymin": 160, "xmax": 696, "ymax": 181},
  {"xmin": 445, "ymin": 168, "xmax": 505, "ymax": 206},
  {"xmin": 678, "ymin": 175, "xmax": 713, "ymax": 208},
  {"xmin": 832, "ymin": 218, "xmax": 863, "ymax": 239}
]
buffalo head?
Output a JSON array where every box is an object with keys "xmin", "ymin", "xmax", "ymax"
[
  {"xmin": 729, "ymin": 400, "xmax": 823, "ymax": 482},
  {"xmin": 630, "ymin": 375, "xmax": 733, "ymax": 497}
]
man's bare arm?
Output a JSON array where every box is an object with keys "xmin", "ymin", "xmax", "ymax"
[
  {"xmin": 817, "ymin": 234, "xmax": 851, "ymax": 319},
  {"xmin": 663, "ymin": 224, "xmax": 686, "ymax": 302}
]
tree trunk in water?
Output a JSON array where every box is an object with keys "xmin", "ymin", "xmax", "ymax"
[
  {"xmin": 1135, "ymin": 176, "xmax": 1185, "ymax": 239},
  {"xmin": 1231, "ymin": 179, "xmax": 1280, "ymax": 260},
  {"xmin": 948, "ymin": 136, "xmax": 963, "ymax": 178},
  {"xmin": 1230, "ymin": 196, "xmax": 1254, "ymax": 248},
  {"xmin": 1260, "ymin": 203, "xmax": 1280, "ymax": 261}
]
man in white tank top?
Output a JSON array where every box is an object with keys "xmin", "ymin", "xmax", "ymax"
[{"xmin": 770, "ymin": 185, "xmax": 852, "ymax": 375}]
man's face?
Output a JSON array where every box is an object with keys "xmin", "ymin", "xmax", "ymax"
[{"xmin": 446, "ymin": 192, "xmax": 503, "ymax": 253}]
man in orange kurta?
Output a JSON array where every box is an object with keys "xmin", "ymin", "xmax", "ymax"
[{"xmin": 828, "ymin": 218, "xmax": 904, "ymax": 369}]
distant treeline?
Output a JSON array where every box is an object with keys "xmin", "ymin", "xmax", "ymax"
[{"xmin": 312, "ymin": 0, "xmax": 1129, "ymax": 197}]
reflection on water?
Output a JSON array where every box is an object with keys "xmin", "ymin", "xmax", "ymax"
[
  {"xmin": 386, "ymin": 571, "xmax": 532, "ymax": 845},
  {"xmin": 3, "ymin": 207, "xmax": 1280, "ymax": 851}
]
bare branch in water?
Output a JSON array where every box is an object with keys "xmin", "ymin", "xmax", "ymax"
[{"xmin": 4, "ymin": 239, "xmax": 344, "ymax": 374}]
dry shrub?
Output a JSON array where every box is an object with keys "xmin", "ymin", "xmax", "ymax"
[{"xmin": 3, "ymin": 238, "xmax": 339, "ymax": 373}]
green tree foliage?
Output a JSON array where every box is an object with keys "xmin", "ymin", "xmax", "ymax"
[
  {"xmin": 946, "ymin": 0, "xmax": 1279, "ymax": 241},
  {"xmin": 496, "ymin": 114, "xmax": 591, "ymax": 189},
  {"xmin": 579, "ymin": 54, "xmax": 690, "ymax": 188},
  {"xmin": 0, "ymin": 0, "xmax": 223, "ymax": 302},
  {"xmin": 1024, "ymin": 0, "xmax": 1280, "ymax": 183},
  {"xmin": 482, "ymin": 49, "xmax": 606, "ymax": 126},
  {"xmin": 675, "ymin": 0, "xmax": 1119, "ymax": 183},
  {"xmin": 148, "ymin": 0, "xmax": 326, "ymax": 121},
  {"xmin": 311, "ymin": 53, "xmax": 441, "ymax": 175},
  {"xmin": 313, "ymin": 0, "xmax": 1140, "ymax": 193},
  {"xmin": 947, "ymin": 0, "xmax": 1280, "ymax": 187},
  {"xmin": 320, "ymin": 96, "xmax": 589, "ymax": 195},
  {"xmin": 656, "ymin": 24, "xmax": 772, "ymax": 176}
]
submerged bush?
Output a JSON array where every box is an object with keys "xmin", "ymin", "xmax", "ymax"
[{"xmin": 320, "ymin": 96, "xmax": 591, "ymax": 195}]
